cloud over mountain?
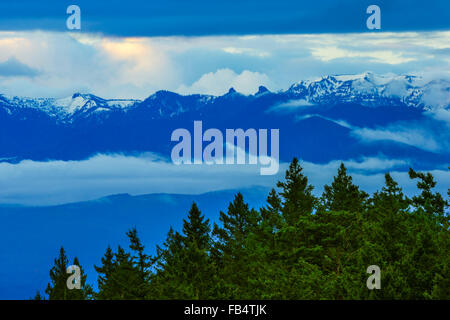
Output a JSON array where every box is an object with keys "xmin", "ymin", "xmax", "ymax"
[{"xmin": 0, "ymin": 31, "xmax": 449, "ymax": 98}]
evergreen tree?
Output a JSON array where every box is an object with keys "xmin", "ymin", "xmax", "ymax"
[
  {"xmin": 183, "ymin": 203, "xmax": 211, "ymax": 252},
  {"xmin": 407, "ymin": 169, "xmax": 448, "ymax": 299},
  {"xmin": 313, "ymin": 164, "xmax": 369, "ymax": 299},
  {"xmin": 212, "ymin": 193, "xmax": 259, "ymax": 298},
  {"xmin": 45, "ymin": 247, "xmax": 91, "ymax": 300},
  {"xmin": 321, "ymin": 163, "xmax": 368, "ymax": 213},
  {"xmin": 258, "ymin": 189, "xmax": 283, "ymax": 253},
  {"xmin": 94, "ymin": 246, "xmax": 115, "ymax": 299},
  {"xmin": 153, "ymin": 203, "xmax": 215, "ymax": 299},
  {"xmin": 277, "ymin": 158, "xmax": 316, "ymax": 224},
  {"xmin": 32, "ymin": 291, "xmax": 44, "ymax": 300},
  {"xmin": 45, "ymin": 247, "xmax": 69, "ymax": 300},
  {"xmin": 261, "ymin": 159, "xmax": 324, "ymax": 298},
  {"xmin": 95, "ymin": 245, "xmax": 145, "ymax": 299},
  {"xmin": 151, "ymin": 227, "xmax": 185, "ymax": 298},
  {"xmin": 181, "ymin": 203, "xmax": 215, "ymax": 299},
  {"xmin": 275, "ymin": 158, "xmax": 319, "ymax": 263},
  {"xmin": 70, "ymin": 257, "xmax": 93, "ymax": 299},
  {"xmin": 108, "ymin": 246, "xmax": 145, "ymax": 299},
  {"xmin": 126, "ymin": 227, "xmax": 152, "ymax": 297},
  {"xmin": 368, "ymin": 173, "xmax": 410, "ymax": 260},
  {"xmin": 409, "ymin": 168, "xmax": 447, "ymax": 221}
]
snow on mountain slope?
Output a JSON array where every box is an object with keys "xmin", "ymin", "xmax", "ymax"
[
  {"xmin": 0, "ymin": 92, "xmax": 140, "ymax": 121},
  {"xmin": 0, "ymin": 73, "xmax": 448, "ymax": 169},
  {"xmin": 287, "ymin": 72, "xmax": 449, "ymax": 110},
  {"xmin": 0, "ymin": 73, "xmax": 448, "ymax": 122}
]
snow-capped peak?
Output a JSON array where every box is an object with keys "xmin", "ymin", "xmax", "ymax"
[
  {"xmin": 287, "ymin": 73, "xmax": 448, "ymax": 109},
  {"xmin": 53, "ymin": 93, "xmax": 95, "ymax": 114},
  {"xmin": 0, "ymin": 92, "xmax": 141, "ymax": 121}
]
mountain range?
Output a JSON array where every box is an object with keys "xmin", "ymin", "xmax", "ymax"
[{"xmin": 0, "ymin": 72, "xmax": 448, "ymax": 170}]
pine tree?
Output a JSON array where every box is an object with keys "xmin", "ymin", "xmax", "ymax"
[
  {"xmin": 126, "ymin": 227, "xmax": 152, "ymax": 298},
  {"xmin": 32, "ymin": 291, "xmax": 44, "ymax": 300},
  {"xmin": 151, "ymin": 227, "xmax": 185, "ymax": 298},
  {"xmin": 407, "ymin": 169, "xmax": 448, "ymax": 299},
  {"xmin": 321, "ymin": 163, "xmax": 368, "ymax": 213},
  {"xmin": 258, "ymin": 189, "xmax": 282, "ymax": 252},
  {"xmin": 45, "ymin": 247, "xmax": 91, "ymax": 300},
  {"xmin": 70, "ymin": 257, "xmax": 93, "ymax": 299},
  {"xmin": 362, "ymin": 173, "xmax": 412, "ymax": 299},
  {"xmin": 183, "ymin": 203, "xmax": 211, "ymax": 252},
  {"xmin": 153, "ymin": 203, "xmax": 215, "ymax": 299},
  {"xmin": 213, "ymin": 193, "xmax": 258, "ymax": 256},
  {"xmin": 108, "ymin": 246, "xmax": 145, "ymax": 299},
  {"xmin": 180, "ymin": 203, "xmax": 215, "ymax": 299},
  {"xmin": 45, "ymin": 247, "xmax": 69, "ymax": 300},
  {"xmin": 212, "ymin": 193, "xmax": 259, "ymax": 298},
  {"xmin": 260, "ymin": 159, "xmax": 324, "ymax": 298},
  {"xmin": 94, "ymin": 246, "xmax": 115, "ymax": 299},
  {"xmin": 369, "ymin": 173, "xmax": 410, "ymax": 256},
  {"xmin": 310, "ymin": 163, "xmax": 370, "ymax": 299},
  {"xmin": 408, "ymin": 168, "xmax": 446, "ymax": 220},
  {"xmin": 277, "ymin": 158, "xmax": 317, "ymax": 224},
  {"xmin": 275, "ymin": 158, "xmax": 318, "ymax": 259}
]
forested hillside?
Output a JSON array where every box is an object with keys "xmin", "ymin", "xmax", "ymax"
[{"xmin": 39, "ymin": 159, "xmax": 449, "ymax": 300}]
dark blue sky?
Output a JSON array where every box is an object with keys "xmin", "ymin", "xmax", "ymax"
[{"xmin": 0, "ymin": 0, "xmax": 448, "ymax": 36}]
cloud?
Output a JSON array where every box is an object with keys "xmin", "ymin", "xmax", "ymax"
[
  {"xmin": 294, "ymin": 114, "xmax": 354, "ymax": 129},
  {"xmin": 292, "ymin": 112, "xmax": 448, "ymax": 153},
  {"xmin": 310, "ymin": 46, "xmax": 416, "ymax": 65},
  {"xmin": 0, "ymin": 57, "xmax": 39, "ymax": 77},
  {"xmin": 0, "ymin": 153, "xmax": 446, "ymax": 206},
  {"xmin": 301, "ymin": 160, "xmax": 449, "ymax": 200},
  {"xmin": 421, "ymin": 81, "xmax": 450, "ymax": 109},
  {"xmin": 0, "ymin": 153, "xmax": 282, "ymax": 205},
  {"xmin": 222, "ymin": 47, "xmax": 270, "ymax": 58},
  {"xmin": 427, "ymin": 109, "xmax": 450, "ymax": 124},
  {"xmin": 351, "ymin": 126, "xmax": 440, "ymax": 152},
  {"xmin": 176, "ymin": 68, "xmax": 272, "ymax": 96},
  {"xmin": 323, "ymin": 157, "xmax": 409, "ymax": 173},
  {"xmin": 267, "ymin": 99, "xmax": 313, "ymax": 112},
  {"xmin": 0, "ymin": 31, "xmax": 448, "ymax": 100}
]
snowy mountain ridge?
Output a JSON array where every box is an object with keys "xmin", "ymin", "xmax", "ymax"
[
  {"xmin": 0, "ymin": 73, "xmax": 448, "ymax": 122},
  {"xmin": 0, "ymin": 93, "xmax": 140, "ymax": 121},
  {"xmin": 287, "ymin": 72, "xmax": 449, "ymax": 109}
]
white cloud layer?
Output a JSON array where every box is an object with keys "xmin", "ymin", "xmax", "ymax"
[
  {"xmin": 177, "ymin": 68, "xmax": 272, "ymax": 96},
  {"xmin": 352, "ymin": 126, "xmax": 441, "ymax": 152},
  {"xmin": 289, "ymin": 113, "xmax": 448, "ymax": 153},
  {"xmin": 0, "ymin": 154, "xmax": 447, "ymax": 206},
  {"xmin": 267, "ymin": 99, "xmax": 313, "ymax": 112},
  {"xmin": 0, "ymin": 31, "xmax": 449, "ymax": 98}
]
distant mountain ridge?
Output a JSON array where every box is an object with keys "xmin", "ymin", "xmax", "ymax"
[
  {"xmin": 287, "ymin": 73, "xmax": 435, "ymax": 108},
  {"xmin": 0, "ymin": 73, "xmax": 448, "ymax": 168},
  {"xmin": 0, "ymin": 92, "xmax": 140, "ymax": 122},
  {"xmin": 0, "ymin": 186, "xmax": 270, "ymax": 299},
  {"xmin": 1, "ymin": 72, "xmax": 448, "ymax": 122}
]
